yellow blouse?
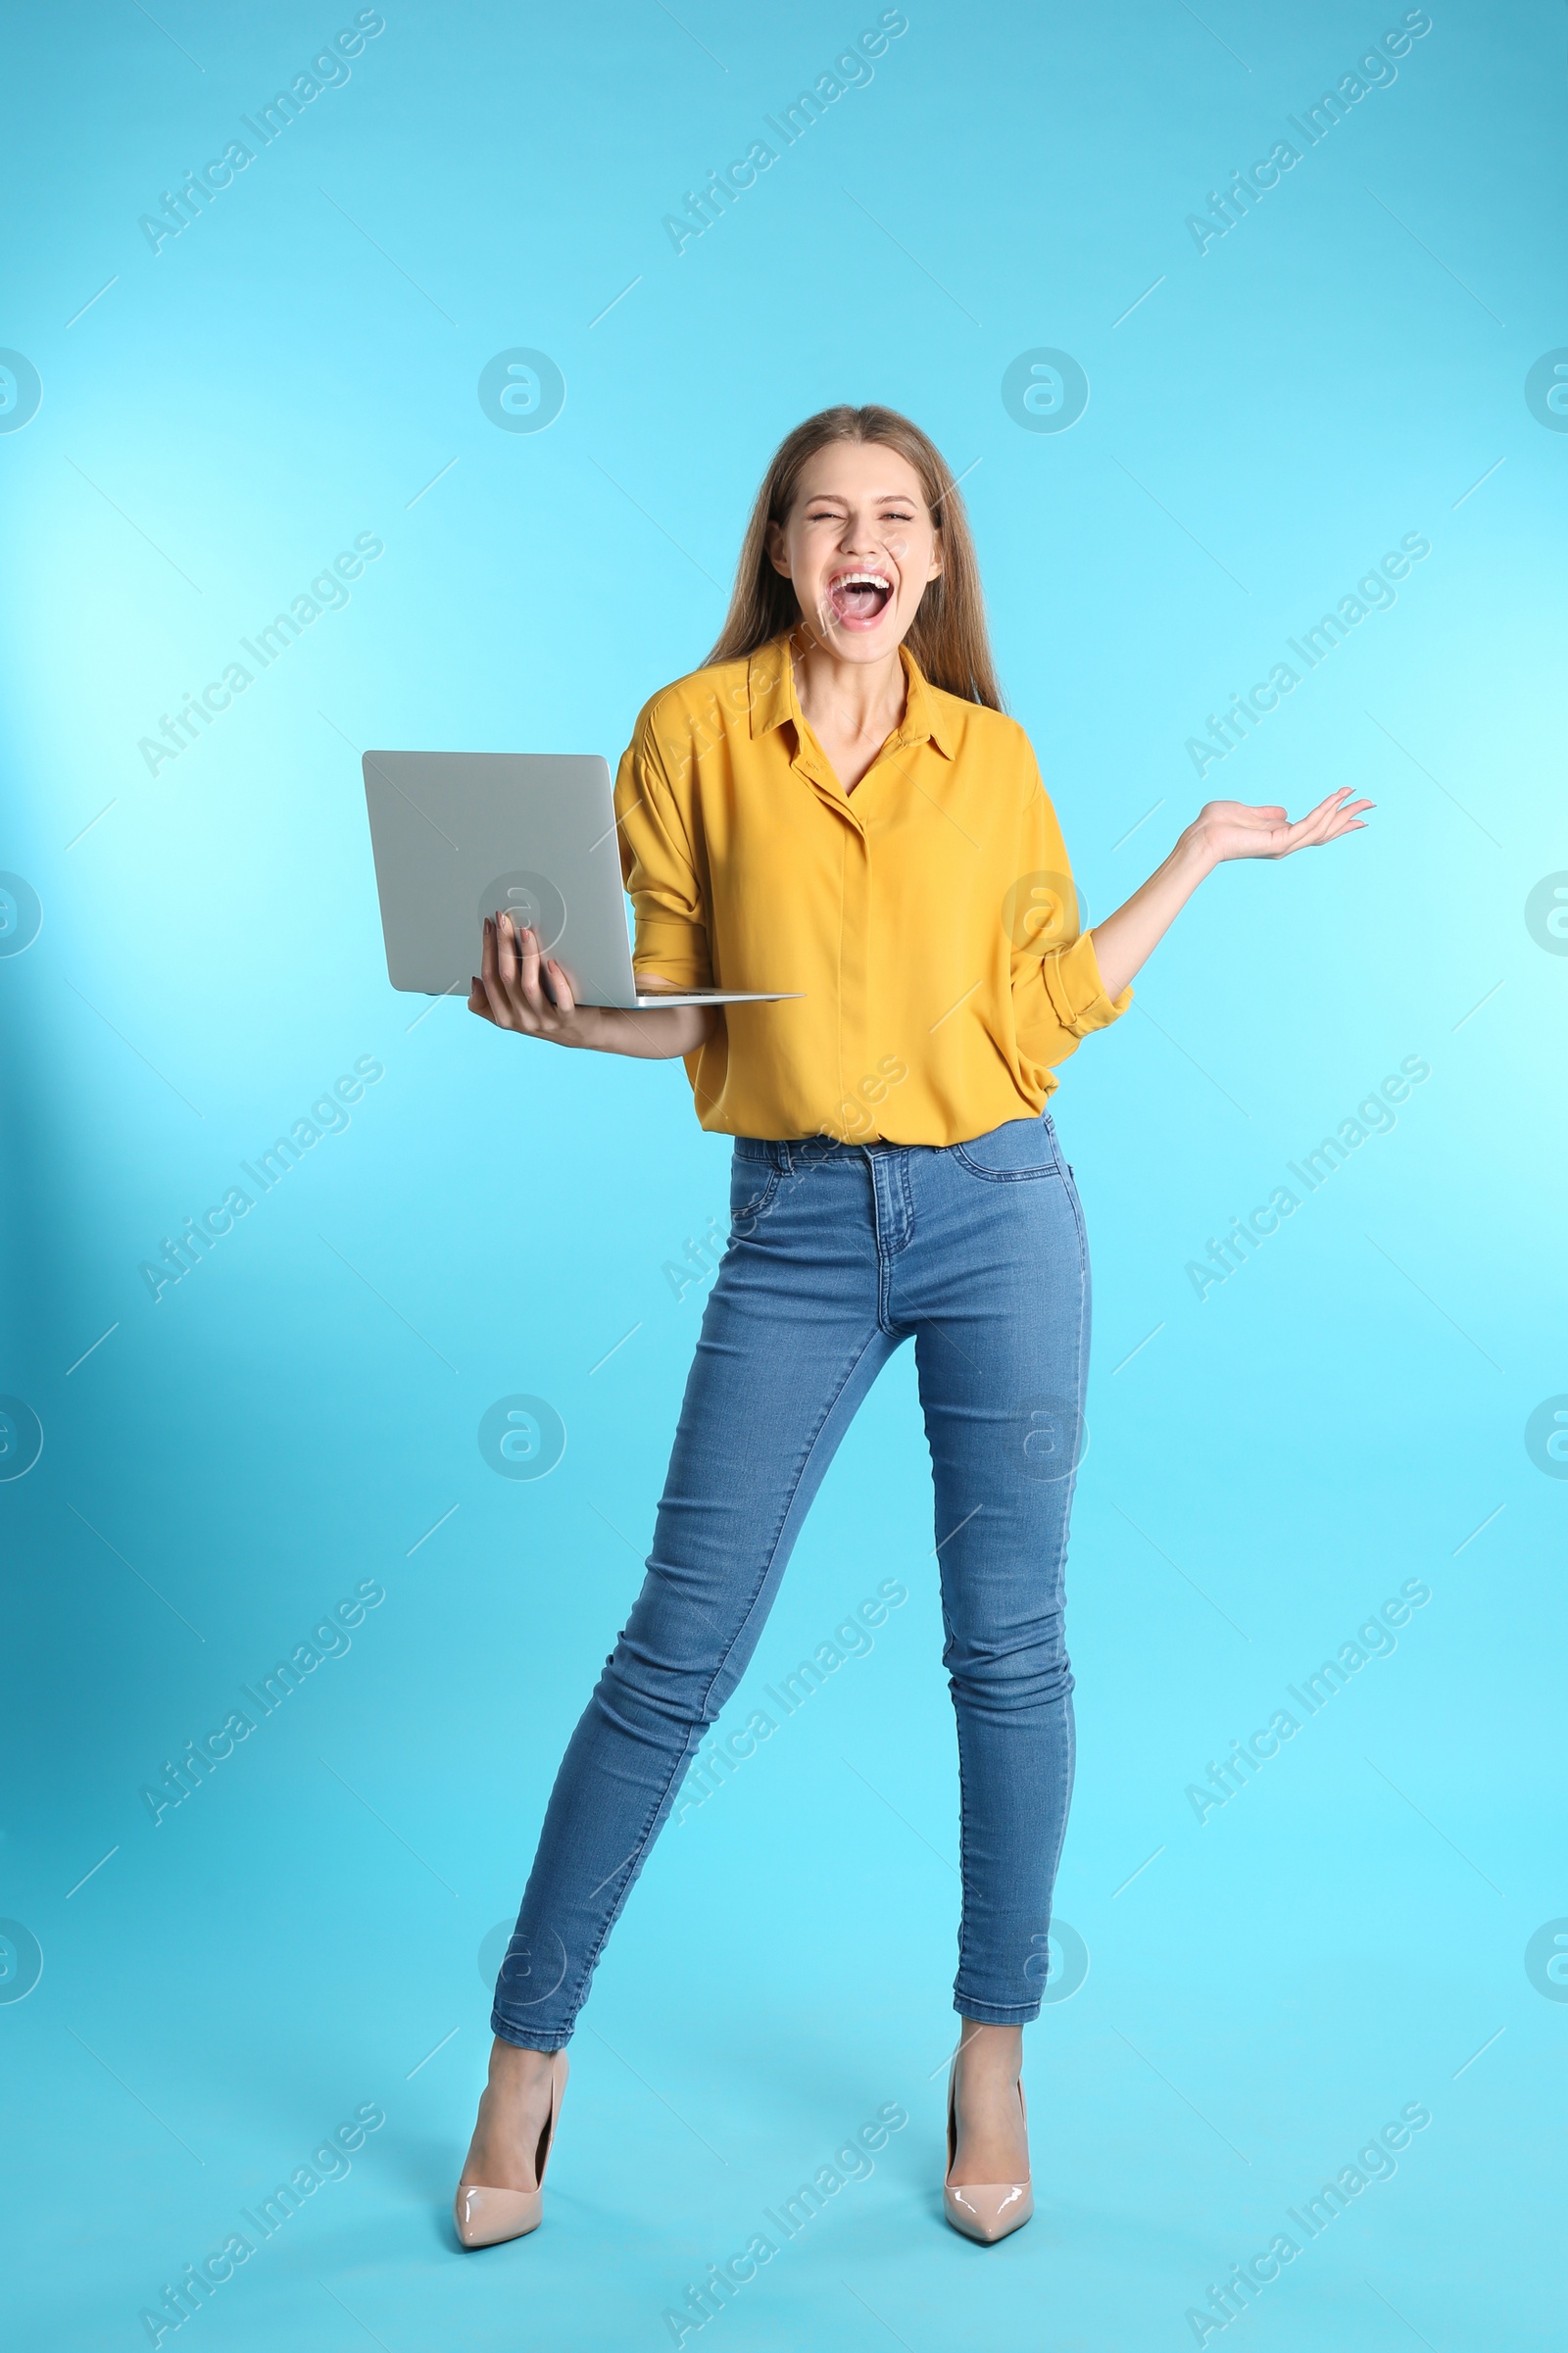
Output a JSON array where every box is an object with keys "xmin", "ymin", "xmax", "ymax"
[{"xmin": 613, "ymin": 630, "xmax": 1132, "ymax": 1145}]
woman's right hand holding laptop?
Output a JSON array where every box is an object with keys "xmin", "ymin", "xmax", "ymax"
[{"xmin": 469, "ymin": 911, "xmax": 717, "ymax": 1060}]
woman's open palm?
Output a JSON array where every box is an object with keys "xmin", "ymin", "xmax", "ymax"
[{"xmin": 1199, "ymin": 785, "xmax": 1373, "ymax": 864}]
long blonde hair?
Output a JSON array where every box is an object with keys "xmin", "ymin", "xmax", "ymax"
[{"xmin": 705, "ymin": 405, "xmax": 1004, "ymax": 711}]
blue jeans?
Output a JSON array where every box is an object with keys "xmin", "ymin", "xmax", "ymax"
[{"xmin": 492, "ymin": 1109, "xmax": 1090, "ymax": 2044}]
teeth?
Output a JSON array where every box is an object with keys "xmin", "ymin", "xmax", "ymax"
[{"xmin": 836, "ymin": 571, "xmax": 891, "ymax": 591}]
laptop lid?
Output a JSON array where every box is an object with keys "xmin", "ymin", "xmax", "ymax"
[{"xmin": 363, "ymin": 750, "xmax": 642, "ymax": 1003}]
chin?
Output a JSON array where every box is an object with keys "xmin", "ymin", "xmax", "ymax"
[
  {"xmin": 830, "ymin": 632, "xmax": 899, "ymax": 662},
  {"xmin": 808, "ymin": 609, "xmax": 907, "ymax": 659}
]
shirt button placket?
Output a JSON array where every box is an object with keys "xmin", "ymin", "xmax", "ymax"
[
  {"xmin": 841, "ymin": 813, "xmax": 871, "ymax": 1135},
  {"xmin": 797, "ymin": 750, "xmax": 870, "ymax": 1132}
]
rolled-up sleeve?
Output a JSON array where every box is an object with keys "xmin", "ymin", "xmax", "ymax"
[
  {"xmin": 613, "ymin": 718, "xmax": 712, "ymax": 987},
  {"xmin": 1009, "ymin": 769, "xmax": 1132, "ymax": 1071}
]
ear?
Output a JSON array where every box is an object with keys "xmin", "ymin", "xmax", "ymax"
[
  {"xmin": 926, "ymin": 526, "xmax": 944, "ymax": 583},
  {"xmin": 765, "ymin": 518, "xmax": 791, "ymax": 579}
]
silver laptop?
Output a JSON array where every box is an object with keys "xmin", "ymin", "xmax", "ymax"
[{"xmin": 362, "ymin": 750, "xmax": 799, "ymax": 1007}]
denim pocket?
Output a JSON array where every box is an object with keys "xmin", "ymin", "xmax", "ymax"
[
  {"xmin": 729, "ymin": 1156, "xmax": 782, "ymax": 1232},
  {"xmin": 954, "ymin": 1113, "xmax": 1061, "ymax": 1182}
]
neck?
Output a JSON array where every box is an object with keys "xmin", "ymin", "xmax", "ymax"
[{"xmin": 789, "ymin": 624, "xmax": 908, "ymax": 742}]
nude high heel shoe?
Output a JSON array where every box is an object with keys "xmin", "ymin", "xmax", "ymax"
[
  {"xmin": 942, "ymin": 2052, "xmax": 1034, "ymax": 2244},
  {"xmin": 454, "ymin": 2049, "xmax": 568, "ymax": 2249}
]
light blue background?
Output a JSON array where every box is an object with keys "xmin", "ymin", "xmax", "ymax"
[{"xmin": 2, "ymin": 2, "xmax": 1564, "ymax": 2346}]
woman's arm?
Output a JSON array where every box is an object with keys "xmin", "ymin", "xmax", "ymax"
[
  {"xmin": 1088, "ymin": 787, "xmax": 1372, "ymax": 1001},
  {"xmin": 467, "ymin": 913, "xmax": 720, "ymax": 1059}
]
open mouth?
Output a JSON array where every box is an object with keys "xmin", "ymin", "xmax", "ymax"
[{"xmin": 826, "ymin": 568, "xmax": 894, "ymax": 627}]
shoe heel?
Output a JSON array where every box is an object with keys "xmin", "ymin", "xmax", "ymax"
[{"xmin": 454, "ymin": 2049, "xmax": 568, "ymax": 2250}]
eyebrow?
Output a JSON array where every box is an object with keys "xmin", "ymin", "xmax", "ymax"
[{"xmin": 800, "ymin": 489, "xmax": 920, "ymax": 505}]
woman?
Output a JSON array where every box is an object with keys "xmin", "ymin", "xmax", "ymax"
[{"xmin": 455, "ymin": 405, "xmax": 1369, "ymax": 2249}]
